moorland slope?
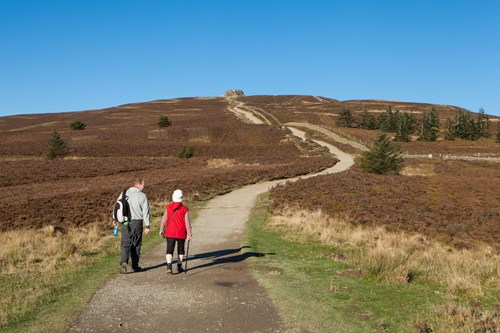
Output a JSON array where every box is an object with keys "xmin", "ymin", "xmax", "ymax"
[{"xmin": 0, "ymin": 95, "xmax": 498, "ymax": 249}]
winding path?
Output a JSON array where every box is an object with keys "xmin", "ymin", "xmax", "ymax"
[{"xmin": 68, "ymin": 104, "xmax": 354, "ymax": 333}]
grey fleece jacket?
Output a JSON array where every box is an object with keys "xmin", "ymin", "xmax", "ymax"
[{"xmin": 126, "ymin": 187, "xmax": 150, "ymax": 227}]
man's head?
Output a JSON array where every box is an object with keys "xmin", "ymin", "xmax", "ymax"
[{"xmin": 133, "ymin": 178, "xmax": 145, "ymax": 190}]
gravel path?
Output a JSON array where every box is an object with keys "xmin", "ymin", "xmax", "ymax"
[{"xmin": 68, "ymin": 122, "xmax": 353, "ymax": 333}]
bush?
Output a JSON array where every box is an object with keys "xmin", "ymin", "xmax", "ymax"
[
  {"xmin": 158, "ymin": 115, "xmax": 172, "ymax": 127},
  {"xmin": 45, "ymin": 130, "xmax": 69, "ymax": 160},
  {"xmin": 360, "ymin": 133, "xmax": 404, "ymax": 174},
  {"xmin": 178, "ymin": 146, "xmax": 194, "ymax": 158},
  {"xmin": 70, "ymin": 120, "xmax": 86, "ymax": 130}
]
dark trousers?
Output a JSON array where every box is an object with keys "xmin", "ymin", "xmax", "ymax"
[
  {"xmin": 166, "ymin": 237, "xmax": 186, "ymax": 256},
  {"xmin": 120, "ymin": 219, "xmax": 143, "ymax": 268}
]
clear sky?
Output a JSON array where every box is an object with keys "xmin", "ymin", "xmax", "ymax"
[{"xmin": 1, "ymin": 1, "xmax": 499, "ymax": 117}]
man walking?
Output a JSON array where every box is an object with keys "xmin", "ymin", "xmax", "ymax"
[{"xmin": 113, "ymin": 177, "xmax": 150, "ymax": 273}]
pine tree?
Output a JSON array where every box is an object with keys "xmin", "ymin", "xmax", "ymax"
[
  {"xmin": 390, "ymin": 109, "xmax": 400, "ymax": 132},
  {"xmin": 378, "ymin": 106, "xmax": 395, "ymax": 132},
  {"xmin": 45, "ymin": 130, "xmax": 68, "ymax": 160},
  {"xmin": 361, "ymin": 133, "xmax": 404, "ymax": 174},
  {"xmin": 444, "ymin": 117, "xmax": 456, "ymax": 140},
  {"xmin": 337, "ymin": 108, "xmax": 356, "ymax": 127},
  {"xmin": 453, "ymin": 110, "xmax": 480, "ymax": 140},
  {"xmin": 446, "ymin": 109, "xmax": 492, "ymax": 141},
  {"xmin": 405, "ymin": 112, "xmax": 418, "ymax": 134},
  {"xmin": 393, "ymin": 112, "xmax": 412, "ymax": 142},
  {"xmin": 418, "ymin": 108, "xmax": 440, "ymax": 141},
  {"xmin": 395, "ymin": 112, "xmax": 417, "ymax": 142},
  {"xmin": 476, "ymin": 108, "xmax": 491, "ymax": 138},
  {"xmin": 359, "ymin": 110, "xmax": 378, "ymax": 130}
]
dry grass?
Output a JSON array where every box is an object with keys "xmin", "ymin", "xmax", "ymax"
[
  {"xmin": 400, "ymin": 163, "xmax": 436, "ymax": 176},
  {"xmin": 410, "ymin": 298, "xmax": 500, "ymax": 332},
  {"xmin": 268, "ymin": 207, "xmax": 500, "ymax": 331},
  {"xmin": 0, "ymin": 224, "xmax": 114, "ymax": 275},
  {"xmin": 0, "ymin": 224, "xmax": 116, "ymax": 327},
  {"xmin": 268, "ymin": 208, "xmax": 499, "ymax": 296},
  {"xmin": 206, "ymin": 158, "xmax": 237, "ymax": 168},
  {"xmin": 147, "ymin": 129, "xmax": 168, "ymax": 139},
  {"xmin": 9, "ymin": 121, "xmax": 60, "ymax": 132}
]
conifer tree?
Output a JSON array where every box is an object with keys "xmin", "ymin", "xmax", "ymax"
[
  {"xmin": 444, "ymin": 117, "xmax": 456, "ymax": 140},
  {"xmin": 361, "ymin": 133, "xmax": 404, "ymax": 174},
  {"xmin": 476, "ymin": 108, "xmax": 491, "ymax": 138},
  {"xmin": 452, "ymin": 110, "xmax": 481, "ymax": 140},
  {"xmin": 390, "ymin": 109, "xmax": 401, "ymax": 132},
  {"xmin": 359, "ymin": 110, "xmax": 378, "ymax": 130},
  {"xmin": 395, "ymin": 112, "xmax": 417, "ymax": 142},
  {"xmin": 393, "ymin": 112, "xmax": 412, "ymax": 142},
  {"xmin": 418, "ymin": 108, "xmax": 440, "ymax": 141},
  {"xmin": 378, "ymin": 106, "xmax": 395, "ymax": 132},
  {"xmin": 337, "ymin": 108, "xmax": 356, "ymax": 128},
  {"xmin": 45, "ymin": 130, "xmax": 69, "ymax": 160}
]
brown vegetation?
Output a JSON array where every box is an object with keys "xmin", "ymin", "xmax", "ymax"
[
  {"xmin": 270, "ymin": 159, "xmax": 500, "ymax": 250},
  {"xmin": 268, "ymin": 208, "xmax": 498, "ymax": 295},
  {"xmin": 0, "ymin": 97, "xmax": 334, "ymax": 232},
  {"xmin": 2, "ymin": 95, "xmax": 499, "ymax": 251},
  {"xmin": 241, "ymin": 95, "xmax": 500, "ymax": 157}
]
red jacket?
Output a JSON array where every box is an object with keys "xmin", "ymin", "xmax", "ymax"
[{"xmin": 164, "ymin": 202, "xmax": 190, "ymax": 239}]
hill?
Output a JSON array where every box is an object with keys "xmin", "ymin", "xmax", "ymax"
[
  {"xmin": 0, "ymin": 95, "xmax": 498, "ymax": 249},
  {"xmin": 0, "ymin": 96, "xmax": 334, "ymax": 232}
]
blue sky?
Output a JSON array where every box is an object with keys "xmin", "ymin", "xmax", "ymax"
[{"xmin": 1, "ymin": 1, "xmax": 499, "ymax": 117}]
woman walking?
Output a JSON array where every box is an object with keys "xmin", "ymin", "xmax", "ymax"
[{"xmin": 159, "ymin": 189, "xmax": 192, "ymax": 274}]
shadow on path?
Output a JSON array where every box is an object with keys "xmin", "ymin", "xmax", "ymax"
[{"xmin": 139, "ymin": 246, "xmax": 275, "ymax": 275}]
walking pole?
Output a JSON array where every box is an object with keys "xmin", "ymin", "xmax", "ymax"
[{"xmin": 184, "ymin": 239, "xmax": 190, "ymax": 274}]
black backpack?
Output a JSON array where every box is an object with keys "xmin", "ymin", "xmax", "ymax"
[{"xmin": 113, "ymin": 189, "xmax": 131, "ymax": 223}]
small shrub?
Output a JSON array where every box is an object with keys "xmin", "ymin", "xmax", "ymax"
[
  {"xmin": 178, "ymin": 146, "xmax": 194, "ymax": 158},
  {"xmin": 70, "ymin": 120, "xmax": 86, "ymax": 130},
  {"xmin": 45, "ymin": 130, "xmax": 69, "ymax": 160},
  {"xmin": 158, "ymin": 115, "xmax": 172, "ymax": 127}
]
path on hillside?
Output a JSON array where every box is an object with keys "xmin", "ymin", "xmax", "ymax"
[
  {"xmin": 68, "ymin": 105, "xmax": 354, "ymax": 333},
  {"xmin": 286, "ymin": 122, "xmax": 500, "ymax": 162},
  {"xmin": 286, "ymin": 122, "xmax": 369, "ymax": 152}
]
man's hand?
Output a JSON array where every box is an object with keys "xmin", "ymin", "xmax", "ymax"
[{"xmin": 144, "ymin": 227, "xmax": 150, "ymax": 235}]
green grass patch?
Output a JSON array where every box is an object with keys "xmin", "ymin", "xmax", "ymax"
[{"xmin": 243, "ymin": 194, "xmax": 445, "ymax": 333}]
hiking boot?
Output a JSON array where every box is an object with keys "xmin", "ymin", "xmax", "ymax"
[
  {"xmin": 120, "ymin": 263, "xmax": 128, "ymax": 274},
  {"xmin": 132, "ymin": 266, "xmax": 142, "ymax": 273},
  {"xmin": 177, "ymin": 263, "xmax": 184, "ymax": 273},
  {"xmin": 166, "ymin": 263, "xmax": 173, "ymax": 274}
]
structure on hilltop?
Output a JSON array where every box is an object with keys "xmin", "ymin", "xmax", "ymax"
[{"xmin": 223, "ymin": 89, "xmax": 245, "ymax": 97}]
